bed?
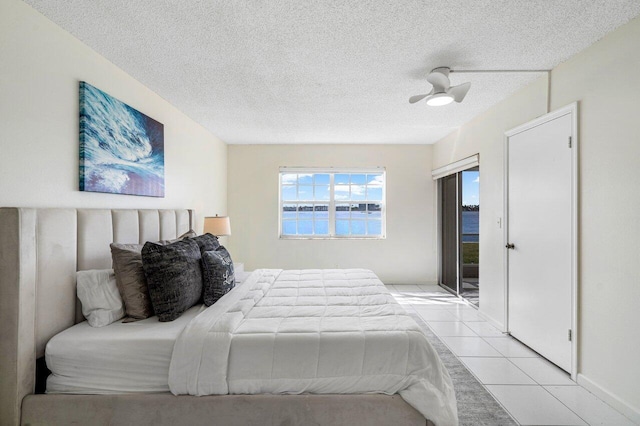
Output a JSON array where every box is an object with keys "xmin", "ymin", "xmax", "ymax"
[{"xmin": 0, "ymin": 207, "xmax": 456, "ymax": 426}]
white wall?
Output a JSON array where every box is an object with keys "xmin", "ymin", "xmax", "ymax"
[
  {"xmin": 432, "ymin": 15, "xmax": 640, "ymax": 420},
  {"xmin": 0, "ymin": 0, "xmax": 227, "ymax": 231},
  {"xmin": 227, "ymin": 144, "xmax": 437, "ymax": 284}
]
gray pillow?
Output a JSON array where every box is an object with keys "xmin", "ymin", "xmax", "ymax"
[
  {"xmin": 176, "ymin": 230, "xmax": 198, "ymax": 240},
  {"xmin": 142, "ymin": 239, "xmax": 203, "ymax": 322},
  {"xmin": 110, "ymin": 243, "xmax": 154, "ymax": 321},
  {"xmin": 109, "ymin": 230, "xmax": 198, "ymax": 322},
  {"xmin": 202, "ymin": 246, "xmax": 235, "ymax": 306}
]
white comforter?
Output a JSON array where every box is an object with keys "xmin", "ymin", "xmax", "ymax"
[{"xmin": 169, "ymin": 269, "xmax": 458, "ymax": 426}]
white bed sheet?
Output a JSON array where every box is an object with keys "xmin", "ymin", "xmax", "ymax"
[{"xmin": 45, "ymin": 304, "xmax": 205, "ymax": 394}]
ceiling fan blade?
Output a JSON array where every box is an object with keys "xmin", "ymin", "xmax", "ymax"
[
  {"xmin": 426, "ymin": 69, "xmax": 450, "ymax": 92},
  {"xmin": 449, "ymin": 82, "xmax": 471, "ymax": 102},
  {"xmin": 409, "ymin": 94, "xmax": 429, "ymax": 104}
]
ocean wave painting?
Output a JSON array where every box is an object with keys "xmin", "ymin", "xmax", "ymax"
[{"xmin": 79, "ymin": 82, "xmax": 164, "ymax": 197}]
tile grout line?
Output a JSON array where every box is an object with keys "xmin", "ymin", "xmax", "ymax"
[
  {"xmin": 482, "ymin": 347, "xmax": 589, "ymax": 423},
  {"xmin": 481, "ymin": 385, "xmax": 527, "ymax": 425},
  {"xmin": 421, "ymin": 314, "xmax": 521, "ymax": 425},
  {"xmin": 396, "ymin": 288, "xmax": 579, "ymax": 424},
  {"xmin": 471, "ymin": 323, "xmax": 593, "ymax": 424},
  {"xmin": 537, "ymin": 385, "xmax": 592, "ymax": 426},
  {"xmin": 404, "ymin": 288, "xmax": 630, "ymax": 426},
  {"xmin": 425, "ymin": 312, "xmax": 586, "ymax": 424},
  {"xmin": 409, "ymin": 290, "xmax": 579, "ymax": 426},
  {"xmin": 417, "ymin": 313, "xmax": 517, "ymax": 419}
]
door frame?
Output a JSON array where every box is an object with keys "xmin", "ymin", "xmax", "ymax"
[{"xmin": 503, "ymin": 102, "xmax": 578, "ymax": 379}]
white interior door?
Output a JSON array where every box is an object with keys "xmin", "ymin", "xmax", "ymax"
[{"xmin": 506, "ymin": 109, "xmax": 575, "ymax": 373}]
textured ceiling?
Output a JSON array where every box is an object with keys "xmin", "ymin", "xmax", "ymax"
[{"xmin": 24, "ymin": 1, "xmax": 640, "ymax": 144}]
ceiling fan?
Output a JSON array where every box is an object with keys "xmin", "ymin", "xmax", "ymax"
[{"xmin": 409, "ymin": 67, "xmax": 471, "ymax": 106}]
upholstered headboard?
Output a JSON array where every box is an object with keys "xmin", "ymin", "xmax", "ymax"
[{"xmin": 0, "ymin": 207, "xmax": 192, "ymax": 425}]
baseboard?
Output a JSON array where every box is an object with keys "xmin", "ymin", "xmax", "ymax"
[
  {"xmin": 476, "ymin": 309, "xmax": 506, "ymax": 333},
  {"xmin": 576, "ymin": 373, "xmax": 640, "ymax": 424},
  {"xmin": 415, "ymin": 280, "xmax": 439, "ymax": 286},
  {"xmin": 386, "ymin": 281, "xmax": 440, "ymax": 286}
]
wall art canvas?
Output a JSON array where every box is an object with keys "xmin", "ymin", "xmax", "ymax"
[{"xmin": 79, "ymin": 81, "xmax": 165, "ymax": 197}]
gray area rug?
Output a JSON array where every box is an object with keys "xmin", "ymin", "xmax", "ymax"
[{"xmin": 408, "ymin": 311, "xmax": 516, "ymax": 426}]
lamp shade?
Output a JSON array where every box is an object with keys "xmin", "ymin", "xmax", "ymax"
[{"xmin": 203, "ymin": 216, "xmax": 231, "ymax": 236}]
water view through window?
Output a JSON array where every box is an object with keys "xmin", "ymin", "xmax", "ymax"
[
  {"xmin": 462, "ymin": 169, "xmax": 479, "ymax": 243},
  {"xmin": 461, "ymin": 168, "xmax": 479, "ymax": 306},
  {"xmin": 280, "ymin": 170, "xmax": 385, "ymax": 238}
]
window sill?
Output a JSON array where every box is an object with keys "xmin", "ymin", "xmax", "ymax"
[{"xmin": 279, "ymin": 235, "xmax": 386, "ymax": 240}]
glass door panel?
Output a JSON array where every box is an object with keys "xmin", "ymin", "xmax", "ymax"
[
  {"xmin": 440, "ymin": 174, "xmax": 459, "ymax": 293},
  {"xmin": 460, "ymin": 167, "xmax": 480, "ymax": 306}
]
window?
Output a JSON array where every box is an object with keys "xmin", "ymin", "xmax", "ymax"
[{"xmin": 280, "ymin": 168, "xmax": 386, "ymax": 239}]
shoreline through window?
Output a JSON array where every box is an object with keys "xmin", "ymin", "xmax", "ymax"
[{"xmin": 279, "ymin": 168, "xmax": 386, "ymax": 239}]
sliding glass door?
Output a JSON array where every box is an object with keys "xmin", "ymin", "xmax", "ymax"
[{"xmin": 439, "ymin": 167, "xmax": 480, "ymax": 306}]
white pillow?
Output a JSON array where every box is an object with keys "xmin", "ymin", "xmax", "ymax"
[{"xmin": 77, "ymin": 269, "xmax": 125, "ymax": 327}]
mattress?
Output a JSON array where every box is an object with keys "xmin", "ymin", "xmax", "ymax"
[{"xmin": 45, "ymin": 304, "xmax": 205, "ymax": 394}]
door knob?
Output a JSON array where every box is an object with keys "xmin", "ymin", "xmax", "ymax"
[{"xmin": 505, "ymin": 243, "xmax": 515, "ymax": 249}]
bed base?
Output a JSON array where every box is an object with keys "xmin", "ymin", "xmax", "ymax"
[{"xmin": 21, "ymin": 393, "xmax": 431, "ymax": 426}]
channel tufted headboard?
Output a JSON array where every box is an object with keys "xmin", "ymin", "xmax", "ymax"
[{"xmin": 0, "ymin": 207, "xmax": 192, "ymax": 425}]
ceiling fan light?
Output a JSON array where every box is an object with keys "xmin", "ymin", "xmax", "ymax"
[{"xmin": 426, "ymin": 93, "xmax": 454, "ymax": 106}]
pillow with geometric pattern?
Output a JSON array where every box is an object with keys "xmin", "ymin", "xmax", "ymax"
[
  {"xmin": 189, "ymin": 232, "xmax": 220, "ymax": 253},
  {"xmin": 141, "ymin": 238, "xmax": 203, "ymax": 322},
  {"xmin": 201, "ymin": 246, "xmax": 235, "ymax": 306}
]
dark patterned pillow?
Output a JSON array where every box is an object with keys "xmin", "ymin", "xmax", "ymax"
[
  {"xmin": 202, "ymin": 246, "xmax": 235, "ymax": 306},
  {"xmin": 190, "ymin": 233, "xmax": 220, "ymax": 253},
  {"xmin": 141, "ymin": 239, "xmax": 203, "ymax": 322}
]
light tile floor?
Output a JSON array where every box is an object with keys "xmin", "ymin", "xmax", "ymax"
[{"xmin": 386, "ymin": 284, "xmax": 637, "ymax": 426}]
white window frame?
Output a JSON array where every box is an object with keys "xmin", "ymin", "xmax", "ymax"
[{"xmin": 279, "ymin": 167, "xmax": 386, "ymax": 239}]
